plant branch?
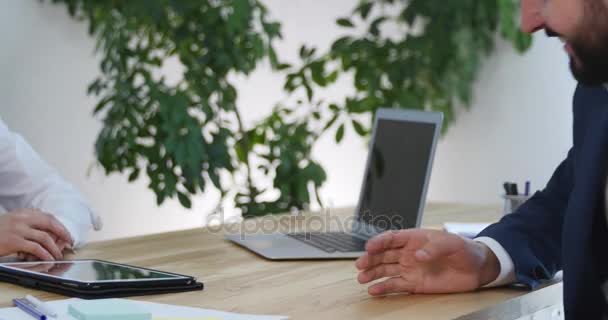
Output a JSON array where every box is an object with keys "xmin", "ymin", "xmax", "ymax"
[{"xmin": 233, "ymin": 105, "xmax": 256, "ymax": 202}]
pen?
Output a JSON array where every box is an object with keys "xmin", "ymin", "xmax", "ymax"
[
  {"xmin": 503, "ymin": 182, "xmax": 512, "ymax": 195},
  {"xmin": 512, "ymin": 183, "xmax": 519, "ymax": 196},
  {"xmin": 13, "ymin": 298, "xmax": 47, "ymax": 320},
  {"xmin": 25, "ymin": 295, "xmax": 57, "ymax": 318}
]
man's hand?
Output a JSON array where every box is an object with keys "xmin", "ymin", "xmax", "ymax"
[
  {"xmin": 356, "ymin": 229, "xmax": 500, "ymax": 296},
  {"xmin": 0, "ymin": 209, "xmax": 73, "ymax": 261}
]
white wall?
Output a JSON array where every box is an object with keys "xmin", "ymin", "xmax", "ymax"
[
  {"xmin": 0, "ymin": 0, "xmax": 576, "ymax": 241},
  {"xmin": 429, "ymin": 34, "xmax": 575, "ymax": 204}
]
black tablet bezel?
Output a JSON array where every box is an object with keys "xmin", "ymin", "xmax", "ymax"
[{"xmin": 0, "ymin": 259, "xmax": 198, "ymax": 290}]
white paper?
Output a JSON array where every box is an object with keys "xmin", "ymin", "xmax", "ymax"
[
  {"xmin": 443, "ymin": 222, "xmax": 491, "ymax": 238},
  {"xmin": 0, "ymin": 298, "xmax": 288, "ymax": 320}
]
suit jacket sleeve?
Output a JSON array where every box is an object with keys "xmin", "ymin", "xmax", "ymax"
[{"xmin": 477, "ymin": 147, "xmax": 574, "ymax": 289}]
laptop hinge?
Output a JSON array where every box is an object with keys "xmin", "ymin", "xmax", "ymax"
[{"xmin": 350, "ymin": 220, "xmax": 387, "ymax": 240}]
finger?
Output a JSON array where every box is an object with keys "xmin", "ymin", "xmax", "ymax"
[
  {"xmin": 50, "ymin": 235, "xmax": 68, "ymax": 255},
  {"xmin": 415, "ymin": 235, "xmax": 462, "ymax": 262},
  {"xmin": 24, "ymin": 229, "xmax": 63, "ymax": 260},
  {"xmin": 18, "ymin": 240, "xmax": 54, "ymax": 261},
  {"xmin": 23, "ymin": 254, "xmax": 38, "ymax": 262},
  {"xmin": 56, "ymin": 237, "xmax": 74, "ymax": 252},
  {"xmin": 358, "ymin": 263, "xmax": 401, "ymax": 284},
  {"xmin": 26, "ymin": 213, "xmax": 73, "ymax": 245},
  {"xmin": 356, "ymin": 249, "xmax": 402, "ymax": 270},
  {"xmin": 56, "ymin": 240, "xmax": 67, "ymax": 253},
  {"xmin": 368, "ymin": 276, "xmax": 415, "ymax": 296},
  {"xmin": 365, "ymin": 230, "xmax": 413, "ymax": 254}
]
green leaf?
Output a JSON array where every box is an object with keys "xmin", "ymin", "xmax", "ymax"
[
  {"xmin": 208, "ymin": 170, "xmax": 221, "ymax": 189},
  {"xmin": 335, "ymin": 124, "xmax": 345, "ymax": 143},
  {"xmin": 87, "ymin": 79, "xmax": 104, "ymax": 95},
  {"xmin": 369, "ymin": 17, "xmax": 387, "ymax": 37},
  {"xmin": 310, "ymin": 61, "xmax": 326, "ymax": 86},
  {"xmin": 235, "ymin": 139, "xmax": 248, "ymax": 163},
  {"xmin": 303, "ymin": 82, "xmax": 313, "ymax": 101},
  {"xmin": 336, "ymin": 18, "xmax": 355, "ymax": 28},
  {"xmin": 299, "ymin": 45, "xmax": 316, "ymax": 59},
  {"xmin": 128, "ymin": 169, "xmax": 140, "ymax": 182},
  {"xmin": 262, "ymin": 22, "xmax": 281, "ymax": 37},
  {"xmin": 177, "ymin": 192, "xmax": 192, "ymax": 209},
  {"xmin": 356, "ymin": 2, "xmax": 374, "ymax": 20},
  {"xmin": 303, "ymin": 162, "xmax": 327, "ymax": 186},
  {"xmin": 514, "ymin": 32, "xmax": 533, "ymax": 53},
  {"xmin": 277, "ymin": 63, "xmax": 292, "ymax": 71},
  {"xmin": 93, "ymin": 97, "xmax": 112, "ymax": 114},
  {"xmin": 268, "ymin": 47, "xmax": 279, "ymax": 68},
  {"xmin": 331, "ymin": 36, "xmax": 352, "ymax": 52},
  {"xmin": 325, "ymin": 71, "xmax": 339, "ymax": 84},
  {"xmin": 323, "ymin": 113, "xmax": 339, "ymax": 131},
  {"xmin": 294, "ymin": 179, "xmax": 309, "ymax": 204},
  {"xmin": 156, "ymin": 192, "xmax": 166, "ymax": 206},
  {"xmin": 184, "ymin": 179, "xmax": 197, "ymax": 194},
  {"xmin": 351, "ymin": 119, "xmax": 367, "ymax": 136}
]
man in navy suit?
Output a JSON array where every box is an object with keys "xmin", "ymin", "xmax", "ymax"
[{"xmin": 355, "ymin": 0, "xmax": 608, "ymax": 318}]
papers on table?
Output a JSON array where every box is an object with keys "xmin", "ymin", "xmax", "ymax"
[
  {"xmin": 0, "ymin": 298, "xmax": 288, "ymax": 320},
  {"xmin": 443, "ymin": 222, "xmax": 491, "ymax": 238}
]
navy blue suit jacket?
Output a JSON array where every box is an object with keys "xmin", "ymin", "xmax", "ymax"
[{"xmin": 479, "ymin": 84, "xmax": 608, "ymax": 318}]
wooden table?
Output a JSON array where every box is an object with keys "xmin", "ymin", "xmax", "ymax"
[{"xmin": 0, "ymin": 203, "xmax": 563, "ymax": 320}]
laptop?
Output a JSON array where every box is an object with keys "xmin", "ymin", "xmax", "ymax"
[{"xmin": 226, "ymin": 108, "xmax": 443, "ymax": 260}]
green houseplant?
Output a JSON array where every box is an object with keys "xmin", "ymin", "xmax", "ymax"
[{"xmin": 51, "ymin": 0, "xmax": 531, "ymax": 217}]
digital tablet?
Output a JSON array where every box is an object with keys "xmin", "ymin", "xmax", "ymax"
[{"xmin": 0, "ymin": 259, "xmax": 204, "ymax": 298}]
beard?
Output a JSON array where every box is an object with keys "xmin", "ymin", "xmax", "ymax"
[
  {"xmin": 567, "ymin": 1, "xmax": 608, "ymax": 86},
  {"xmin": 569, "ymin": 39, "xmax": 608, "ymax": 86}
]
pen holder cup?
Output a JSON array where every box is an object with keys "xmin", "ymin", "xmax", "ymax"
[{"xmin": 502, "ymin": 195, "xmax": 531, "ymax": 215}]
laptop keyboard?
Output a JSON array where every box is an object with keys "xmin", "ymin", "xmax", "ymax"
[{"xmin": 286, "ymin": 232, "xmax": 367, "ymax": 253}]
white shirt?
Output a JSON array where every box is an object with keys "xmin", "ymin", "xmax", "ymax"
[
  {"xmin": 0, "ymin": 118, "xmax": 101, "ymax": 248},
  {"xmin": 476, "ymin": 236, "xmax": 517, "ymax": 287}
]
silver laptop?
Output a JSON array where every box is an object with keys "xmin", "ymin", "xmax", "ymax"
[{"xmin": 226, "ymin": 108, "xmax": 443, "ymax": 260}]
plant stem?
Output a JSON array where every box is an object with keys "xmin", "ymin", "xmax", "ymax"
[{"xmin": 233, "ymin": 106, "xmax": 256, "ymax": 202}]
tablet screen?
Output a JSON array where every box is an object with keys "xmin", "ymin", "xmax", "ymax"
[{"xmin": 0, "ymin": 260, "xmax": 188, "ymax": 283}]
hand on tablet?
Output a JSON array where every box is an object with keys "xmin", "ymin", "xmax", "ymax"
[
  {"xmin": 355, "ymin": 229, "xmax": 500, "ymax": 295},
  {"xmin": 0, "ymin": 209, "xmax": 73, "ymax": 261}
]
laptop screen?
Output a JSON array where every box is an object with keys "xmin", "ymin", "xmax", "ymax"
[{"xmin": 357, "ymin": 118, "xmax": 437, "ymax": 231}]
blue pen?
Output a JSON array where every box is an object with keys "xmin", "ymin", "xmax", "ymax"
[
  {"xmin": 13, "ymin": 298, "xmax": 47, "ymax": 320},
  {"xmin": 525, "ymin": 181, "xmax": 531, "ymax": 196}
]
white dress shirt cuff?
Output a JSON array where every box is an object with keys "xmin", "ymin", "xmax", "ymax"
[{"xmin": 475, "ymin": 236, "xmax": 517, "ymax": 287}]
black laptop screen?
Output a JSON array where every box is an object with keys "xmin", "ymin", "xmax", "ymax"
[{"xmin": 358, "ymin": 118, "xmax": 436, "ymax": 231}]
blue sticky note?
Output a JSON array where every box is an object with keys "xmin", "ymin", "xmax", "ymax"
[{"xmin": 68, "ymin": 299, "xmax": 152, "ymax": 320}]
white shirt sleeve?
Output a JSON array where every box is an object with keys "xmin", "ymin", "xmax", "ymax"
[
  {"xmin": 475, "ymin": 236, "xmax": 517, "ymax": 287},
  {"xmin": 0, "ymin": 118, "xmax": 101, "ymax": 248}
]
